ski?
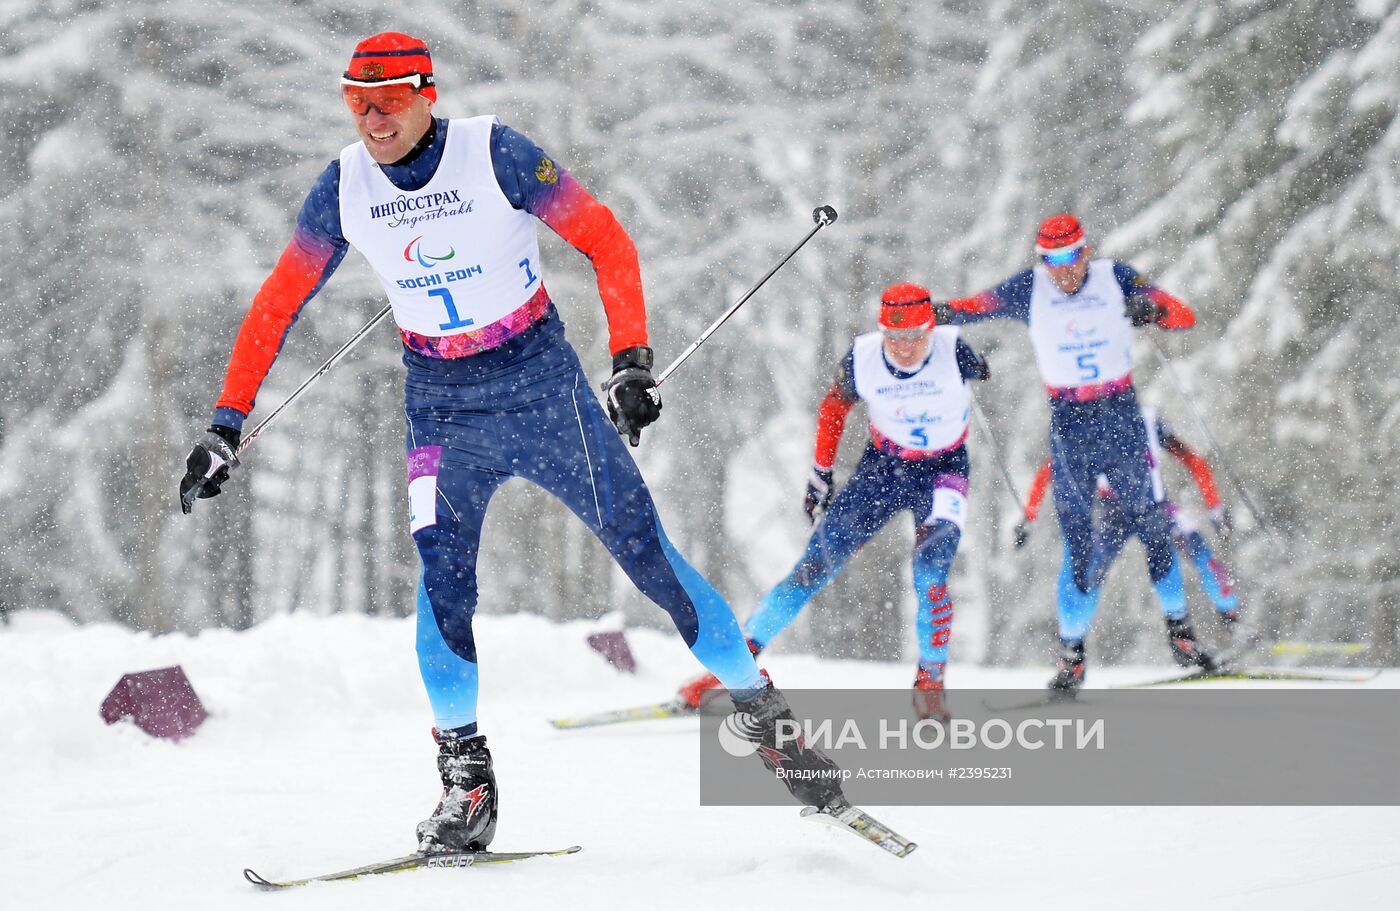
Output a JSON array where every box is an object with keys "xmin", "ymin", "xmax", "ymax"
[
  {"xmin": 981, "ymin": 666, "xmax": 1381, "ymax": 713},
  {"xmin": 243, "ymin": 845, "xmax": 581, "ymax": 889},
  {"xmin": 800, "ymin": 801, "xmax": 918, "ymax": 858},
  {"xmin": 1117, "ymin": 667, "xmax": 1383, "ymax": 688},
  {"xmin": 548, "ymin": 696, "xmax": 736, "ymax": 730},
  {"xmin": 548, "ymin": 698, "xmax": 695, "ymax": 729},
  {"xmin": 1269, "ymin": 641, "xmax": 1370, "ymax": 658}
]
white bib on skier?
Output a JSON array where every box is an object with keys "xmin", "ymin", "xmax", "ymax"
[
  {"xmin": 1027, "ymin": 259, "xmax": 1134, "ymax": 389},
  {"xmin": 339, "ymin": 116, "xmax": 544, "ymax": 337},
  {"xmin": 852, "ymin": 327, "xmax": 970, "ymax": 454}
]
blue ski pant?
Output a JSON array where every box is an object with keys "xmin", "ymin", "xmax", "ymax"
[
  {"xmin": 1059, "ymin": 495, "xmax": 1239, "ymax": 640},
  {"xmin": 405, "ymin": 309, "xmax": 760, "ymax": 731},
  {"xmin": 1172, "ymin": 525, "xmax": 1238, "ymax": 613},
  {"xmin": 744, "ymin": 444, "xmax": 968, "ymax": 673},
  {"xmin": 1049, "ymin": 388, "xmax": 1185, "ymax": 642},
  {"xmin": 1090, "ymin": 499, "xmax": 1238, "ymax": 613}
]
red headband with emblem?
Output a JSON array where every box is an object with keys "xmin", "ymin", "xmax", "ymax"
[
  {"xmin": 1035, "ymin": 213, "xmax": 1086, "ymax": 255},
  {"xmin": 344, "ymin": 32, "xmax": 437, "ymax": 103},
  {"xmin": 879, "ymin": 282, "xmax": 934, "ymax": 329}
]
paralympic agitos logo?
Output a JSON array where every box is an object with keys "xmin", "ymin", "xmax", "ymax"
[{"xmin": 403, "ymin": 235, "xmax": 456, "ymax": 268}]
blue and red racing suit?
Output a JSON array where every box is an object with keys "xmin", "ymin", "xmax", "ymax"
[
  {"xmin": 743, "ymin": 328, "xmax": 988, "ymax": 680},
  {"xmin": 942, "ymin": 260, "xmax": 1196, "ymax": 639},
  {"xmin": 1022, "ymin": 409, "xmax": 1239, "ymax": 639},
  {"xmin": 211, "ymin": 116, "xmax": 761, "ymax": 734}
]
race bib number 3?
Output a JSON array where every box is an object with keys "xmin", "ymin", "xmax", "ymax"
[{"xmin": 929, "ymin": 487, "xmax": 967, "ymax": 530}]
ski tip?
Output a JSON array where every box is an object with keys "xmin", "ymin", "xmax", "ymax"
[
  {"xmin": 243, "ymin": 868, "xmax": 282, "ymax": 890},
  {"xmin": 895, "ymin": 841, "xmax": 919, "ymax": 858}
]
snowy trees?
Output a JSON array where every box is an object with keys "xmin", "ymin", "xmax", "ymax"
[
  {"xmin": 0, "ymin": 0, "xmax": 1394, "ymax": 665},
  {"xmin": 1119, "ymin": 0, "xmax": 1394, "ymax": 654}
]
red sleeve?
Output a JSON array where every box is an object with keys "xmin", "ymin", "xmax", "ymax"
[
  {"xmin": 215, "ymin": 226, "xmax": 341, "ymax": 417},
  {"xmin": 1163, "ymin": 437, "xmax": 1222, "ymax": 509},
  {"xmin": 948, "ymin": 289, "xmax": 1002, "ymax": 315},
  {"xmin": 813, "ymin": 384, "xmax": 856, "ymax": 471},
  {"xmin": 1147, "ymin": 287, "xmax": 1196, "ymax": 330},
  {"xmin": 1024, "ymin": 460, "xmax": 1053, "ymax": 521},
  {"xmin": 532, "ymin": 172, "xmax": 647, "ymax": 355}
]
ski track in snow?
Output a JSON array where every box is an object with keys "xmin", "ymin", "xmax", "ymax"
[{"xmin": 2, "ymin": 610, "xmax": 1397, "ymax": 911}]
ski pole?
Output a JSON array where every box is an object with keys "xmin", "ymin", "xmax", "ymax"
[
  {"xmin": 969, "ymin": 393, "xmax": 1029, "ymax": 521},
  {"xmin": 654, "ymin": 205, "xmax": 838, "ymax": 386},
  {"xmin": 235, "ymin": 304, "xmax": 393, "ymax": 455},
  {"xmin": 180, "ymin": 303, "xmax": 393, "ymax": 513},
  {"xmin": 1144, "ymin": 335, "xmax": 1277, "ymax": 540}
]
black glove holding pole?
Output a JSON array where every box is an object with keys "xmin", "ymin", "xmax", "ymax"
[
  {"xmin": 603, "ymin": 346, "xmax": 662, "ymax": 447},
  {"xmin": 179, "ymin": 425, "xmax": 240, "ymax": 514},
  {"xmin": 1127, "ymin": 295, "xmax": 1167, "ymax": 327},
  {"xmin": 803, "ymin": 466, "xmax": 835, "ymax": 524}
]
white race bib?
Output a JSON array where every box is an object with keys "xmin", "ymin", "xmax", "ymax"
[
  {"xmin": 851, "ymin": 327, "xmax": 970, "ymax": 453},
  {"xmin": 340, "ymin": 116, "xmax": 544, "ymax": 337},
  {"xmin": 1027, "ymin": 259, "xmax": 1134, "ymax": 388}
]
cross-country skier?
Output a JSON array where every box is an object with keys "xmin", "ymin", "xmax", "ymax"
[
  {"xmin": 1015, "ymin": 405, "xmax": 1242, "ymax": 659},
  {"xmin": 676, "ymin": 283, "xmax": 989, "ymax": 721},
  {"xmin": 933, "ymin": 213, "xmax": 1222, "ymax": 694},
  {"xmin": 177, "ymin": 31, "xmax": 843, "ymax": 851}
]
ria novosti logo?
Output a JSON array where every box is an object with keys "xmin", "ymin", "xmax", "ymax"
[
  {"xmin": 717, "ymin": 712, "xmax": 1105, "ymax": 754},
  {"xmin": 717, "ymin": 711, "xmax": 763, "ymax": 758}
]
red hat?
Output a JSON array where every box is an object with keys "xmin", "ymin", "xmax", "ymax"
[
  {"xmin": 879, "ymin": 282, "xmax": 934, "ymax": 329},
  {"xmin": 1035, "ymin": 213, "xmax": 1086, "ymax": 254},
  {"xmin": 344, "ymin": 32, "xmax": 437, "ymax": 103}
]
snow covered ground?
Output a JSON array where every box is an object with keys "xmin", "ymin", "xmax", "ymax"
[{"xmin": 3, "ymin": 609, "xmax": 1397, "ymax": 911}]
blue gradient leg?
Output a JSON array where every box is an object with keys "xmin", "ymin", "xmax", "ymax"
[
  {"xmin": 405, "ymin": 447, "xmax": 501, "ymax": 733},
  {"xmin": 416, "ymin": 576, "xmax": 480, "ymax": 732},
  {"xmin": 912, "ymin": 520, "xmax": 960, "ymax": 670},
  {"xmin": 1057, "ymin": 544, "xmax": 1101, "ymax": 642},
  {"xmin": 1152, "ymin": 555, "xmax": 1188, "ymax": 620},
  {"xmin": 517, "ymin": 375, "xmax": 764, "ymax": 691},
  {"xmin": 1181, "ymin": 530, "xmax": 1239, "ymax": 612},
  {"xmin": 743, "ymin": 509, "xmax": 874, "ymax": 648},
  {"xmin": 652, "ymin": 515, "xmax": 763, "ymax": 691},
  {"xmin": 744, "ymin": 452, "xmax": 896, "ymax": 648}
]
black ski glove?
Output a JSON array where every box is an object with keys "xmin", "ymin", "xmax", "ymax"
[
  {"xmin": 1013, "ymin": 520, "xmax": 1031, "ymax": 549},
  {"xmin": 180, "ymin": 425, "xmax": 241, "ymax": 515},
  {"xmin": 602, "ymin": 346, "xmax": 661, "ymax": 447},
  {"xmin": 804, "ymin": 466, "xmax": 835, "ymax": 523},
  {"xmin": 1127, "ymin": 295, "xmax": 1166, "ymax": 327},
  {"xmin": 932, "ymin": 300, "xmax": 953, "ymax": 325}
]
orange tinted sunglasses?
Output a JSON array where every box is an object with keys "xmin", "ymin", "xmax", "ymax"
[{"xmin": 340, "ymin": 73, "xmax": 431, "ymax": 116}]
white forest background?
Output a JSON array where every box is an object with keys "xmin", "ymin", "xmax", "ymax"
[{"xmin": 2, "ymin": 0, "xmax": 1398, "ymax": 670}]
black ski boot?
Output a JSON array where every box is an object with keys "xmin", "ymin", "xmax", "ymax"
[
  {"xmin": 731, "ymin": 680, "xmax": 846, "ymax": 809},
  {"xmin": 416, "ymin": 732, "xmax": 498, "ymax": 853},
  {"xmin": 1166, "ymin": 618, "xmax": 1224, "ymax": 672},
  {"xmin": 1048, "ymin": 638, "xmax": 1086, "ymax": 697}
]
